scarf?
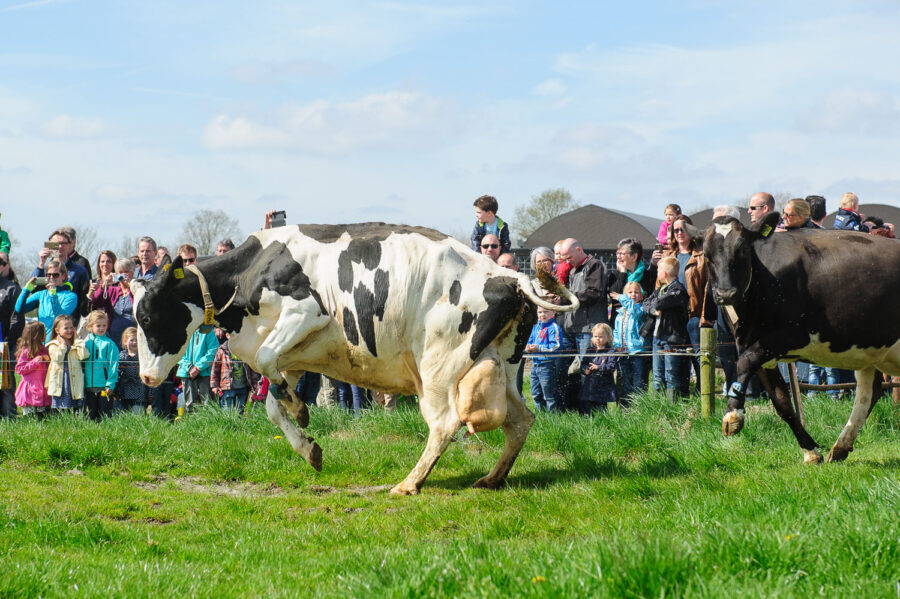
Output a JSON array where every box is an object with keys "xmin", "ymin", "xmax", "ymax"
[{"xmin": 626, "ymin": 261, "xmax": 646, "ymax": 294}]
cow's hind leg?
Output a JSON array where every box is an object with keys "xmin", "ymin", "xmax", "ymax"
[
  {"xmin": 265, "ymin": 392, "xmax": 322, "ymax": 472},
  {"xmin": 759, "ymin": 367, "xmax": 822, "ymax": 464},
  {"xmin": 827, "ymin": 368, "xmax": 875, "ymax": 463},
  {"xmin": 390, "ymin": 388, "xmax": 460, "ymax": 496},
  {"xmin": 473, "ymin": 384, "xmax": 534, "ymax": 490},
  {"xmin": 274, "ymin": 371, "xmax": 309, "ymax": 428}
]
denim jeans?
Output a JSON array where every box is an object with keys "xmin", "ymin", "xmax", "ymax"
[
  {"xmin": 296, "ymin": 372, "xmax": 322, "ymax": 405},
  {"xmin": 220, "ymin": 387, "xmax": 247, "ymax": 410},
  {"xmin": 687, "ymin": 316, "xmax": 702, "ymax": 382},
  {"xmin": 530, "ymin": 361, "xmax": 560, "ymax": 412},
  {"xmin": 652, "ymin": 340, "xmax": 689, "ymax": 400},
  {"xmin": 826, "ymin": 368, "xmax": 854, "ymax": 398},
  {"xmin": 808, "ymin": 364, "xmax": 826, "ymax": 386},
  {"xmin": 337, "ymin": 383, "xmax": 368, "ymax": 415},
  {"xmin": 618, "ymin": 354, "xmax": 650, "ymax": 402}
]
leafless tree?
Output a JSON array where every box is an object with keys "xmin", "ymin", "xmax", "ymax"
[
  {"xmin": 512, "ymin": 187, "xmax": 580, "ymax": 240},
  {"xmin": 179, "ymin": 209, "xmax": 241, "ymax": 256}
]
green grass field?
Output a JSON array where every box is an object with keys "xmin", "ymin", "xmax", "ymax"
[{"xmin": 1, "ymin": 393, "xmax": 899, "ymax": 598}]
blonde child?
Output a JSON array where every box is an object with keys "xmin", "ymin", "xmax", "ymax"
[
  {"xmin": 46, "ymin": 314, "xmax": 89, "ymax": 413},
  {"xmin": 579, "ymin": 322, "xmax": 618, "ymax": 413},
  {"xmin": 14, "ymin": 322, "xmax": 51, "ymax": 418},
  {"xmin": 611, "ymin": 281, "xmax": 651, "ymax": 403},
  {"xmin": 83, "ymin": 310, "xmax": 119, "ymax": 420},
  {"xmin": 657, "ymin": 204, "xmax": 682, "ymax": 246},
  {"xmin": 117, "ymin": 327, "xmax": 150, "ymax": 414},
  {"xmin": 645, "ymin": 256, "xmax": 690, "ymax": 401}
]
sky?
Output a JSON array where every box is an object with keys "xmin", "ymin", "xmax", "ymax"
[{"xmin": 2, "ymin": 0, "xmax": 900, "ymax": 254}]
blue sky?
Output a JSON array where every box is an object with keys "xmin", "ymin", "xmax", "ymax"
[{"xmin": 2, "ymin": 0, "xmax": 900, "ymax": 251}]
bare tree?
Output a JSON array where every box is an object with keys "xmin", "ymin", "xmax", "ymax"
[
  {"xmin": 179, "ymin": 209, "xmax": 241, "ymax": 256},
  {"xmin": 113, "ymin": 234, "xmax": 145, "ymax": 261},
  {"xmin": 512, "ymin": 187, "xmax": 581, "ymax": 240},
  {"xmin": 70, "ymin": 225, "xmax": 104, "ymax": 266}
]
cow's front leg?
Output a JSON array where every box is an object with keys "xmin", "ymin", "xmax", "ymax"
[
  {"xmin": 827, "ymin": 368, "xmax": 876, "ymax": 462},
  {"xmin": 271, "ymin": 372, "xmax": 309, "ymax": 429},
  {"xmin": 265, "ymin": 392, "xmax": 323, "ymax": 472},
  {"xmin": 390, "ymin": 385, "xmax": 461, "ymax": 496},
  {"xmin": 254, "ymin": 299, "xmax": 331, "ymax": 382},
  {"xmin": 758, "ymin": 368, "xmax": 822, "ymax": 464},
  {"xmin": 722, "ymin": 344, "xmax": 770, "ymax": 436},
  {"xmin": 473, "ymin": 382, "xmax": 535, "ymax": 490}
]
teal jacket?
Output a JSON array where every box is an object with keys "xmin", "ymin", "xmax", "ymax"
[
  {"xmin": 14, "ymin": 283, "xmax": 79, "ymax": 341},
  {"xmin": 84, "ymin": 332, "xmax": 120, "ymax": 389},
  {"xmin": 177, "ymin": 329, "xmax": 220, "ymax": 378},
  {"xmin": 0, "ymin": 229, "xmax": 9, "ymax": 254}
]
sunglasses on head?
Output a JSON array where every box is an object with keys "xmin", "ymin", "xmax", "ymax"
[{"xmin": 481, "ymin": 244, "xmax": 499, "ymax": 249}]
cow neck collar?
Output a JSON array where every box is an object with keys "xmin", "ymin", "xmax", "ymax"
[{"xmin": 185, "ymin": 264, "xmax": 238, "ymax": 326}]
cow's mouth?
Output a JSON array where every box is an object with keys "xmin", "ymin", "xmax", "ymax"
[
  {"xmin": 141, "ymin": 374, "xmax": 164, "ymax": 387},
  {"xmin": 714, "ymin": 287, "xmax": 739, "ymax": 305}
]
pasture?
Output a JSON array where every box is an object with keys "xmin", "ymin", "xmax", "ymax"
[{"xmin": 1, "ymin": 394, "xmax": 899, "ymax": 598}]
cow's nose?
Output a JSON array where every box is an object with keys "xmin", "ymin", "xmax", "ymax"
[
  {"xmin": 715, "ymin": 287, "xmax": 738, "ymax": 304},
  {"xmin": 141, "ymin": 374, "xmax": 154, "ymax": 386}
]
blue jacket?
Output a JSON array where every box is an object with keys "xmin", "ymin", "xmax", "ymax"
[
  {"xmin": 833, "ymin": 208, "xmax": 869, "ymax": 232},
  {"xmin": 613, "ymin": 296, "xmax": 650, "ymax": 354},
  {"xmin": 470, "ymin": 216, "xmax": 511, "ymax": 254},
  {"xmin": 176, "ymin": 329, "xmax": 220, "ymax": 378},
  {"xmin": 14, "ymin": 284, "xmax": 79, "ymax": 341},
  {"xmin": 579, "ymin": 349, "xmax": 618, "ymax": 404},
  {"xmin": 526, "ymin": 319, "xmax": 565, "ymax": 365},
  {"xmin": 83, "ymin": 332, "xmax": 120, "ymax": 389}
]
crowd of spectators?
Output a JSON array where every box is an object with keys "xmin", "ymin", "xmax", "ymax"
[{"xmin": 0, "ymin": 192, "xmax": 896, "ymax": 421}]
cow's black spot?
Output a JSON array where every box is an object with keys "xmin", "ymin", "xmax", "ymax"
[
  {"xmin": 347, "ymin": 238, "xmax": 382, "ymax": 270},
  {"xmin": 353, "ymin": 284, "xmax": 378, "ymax": 357},
  {"xmin": 338, "ymin": 251, "xmax": 354, "ymax": 293},
  {"xmin": 469, "ymin": 276, "xmax": 523, "ymax": 361},
  {"xmin": 510, "ymin": 303, "xmax": 537, "ymax": 363},
  {"xmin": 342, "ymin": 307, "xmax": 359, "ymax": 346},
  {"xmin": 374, "ymin": 269, "xmax": 389, "ymax": 320},
  {"xmin": 298, "ymin": 222, "xmax": 448, "ymax": 244},
  {"xmin": 243, "ymin": 240, "xmax": 322, "ymax": 316},
  {"xmin": 449, "ymin": 280, "xmax": 461, "ymax": 305},
  {"xmin": 458, "ymin": 311, "xmax": 475, "ymax": 334}
]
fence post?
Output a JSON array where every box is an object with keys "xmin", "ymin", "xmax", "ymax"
[{"xmin": 700, "ymin": 327, "xmax": 717, "ymax": 420}]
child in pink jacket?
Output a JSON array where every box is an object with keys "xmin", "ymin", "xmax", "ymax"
[
  {"xmin": 15, "ymin": 321, "xmax": 51, "ymax": 418},
  {"xmin": 657, "ymin": 204, "xmax": 682, "ymax": 246}
]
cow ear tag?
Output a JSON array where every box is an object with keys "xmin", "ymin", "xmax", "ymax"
[
  {"xmin": 173, "ymin": 268, "xmax": 184, "ymax": 279},
  {"xmin": 203, "ymin": 309, "xmax": 216, "ymax": 325},
  {"xmin": 760, "ymin": 224, "xmax": 773, "ymax": 238}
]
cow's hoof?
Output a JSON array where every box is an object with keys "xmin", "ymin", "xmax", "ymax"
[
  {"xmin": 722, "ymin": 410, "xmax": 745, "ymax": 436},
  {"xmin": 308, "ymin": 442, "xmax": 323, "ymax": 472},
  {"xmin": 389, "ymin": 482, "xmax": 420, "ymax": 496},
  {"xmin": 473, "ymin": 476, "xmax": 505, "ymax": 490},
  {"xmin": 826, "ymin": 445, "xmax": 851, "ymax": 463},
  {"xmin": 802, "ymin": 448, "xmax": 824, "ymax": 464},
  {"xmin": 296, "ymin": 402, "xmax": 310, "ymax": 428}
]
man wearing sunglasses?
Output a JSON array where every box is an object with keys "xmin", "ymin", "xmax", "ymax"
[
  {"xmin": 747, "ymin": 192, "xmax": 775, "ymax": 225},
  {"xmin": 479, "ymin": 234, "xmax": 502, "ymax": 262},
  {"xmin": 0, "ymin": 251, "xmax": 24, "ymax": 419},
  {"xmin": 30, "ymin": 229, "xmax": 90, "ymax": 322}
]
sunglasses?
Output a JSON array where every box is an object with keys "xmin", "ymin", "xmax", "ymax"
[
  {"xmin": 183, "ymin": 257, "xmax": 197, "ymax": 264},
  {"xmin": 748, "ymin": 205, "xmax": 764, "ymax": 211},
  {"xmin": 481, "ymin": 244, "xmax": 499, "ymax": 249},
  {"xmin": 673, "ymin": 228, "xmax": 686, "ymax": 234},
  {"xmin": 47, "ymin": 272, "xmax": 62, "ymax": 278},
  {"xmin": 783, "ymin": 212, "xmax": 796, "ymax": 218}
]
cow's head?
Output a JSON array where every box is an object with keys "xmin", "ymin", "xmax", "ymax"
[
  {"xmin": 131, "ymin": 255, "xmax": 205, "ymax": 386},
  {"xmin": 704, "ymin": 212, "xmax": 779, "ymax": 305}
]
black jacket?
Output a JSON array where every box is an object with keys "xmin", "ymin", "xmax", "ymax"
[
  {"xmin": 0, "ymin": 276, "xmax": 23, "ymax": 349},
  {"xmin": 643, "ymin": 279, "xmax": 689, "ymax": 345},
  {"xmin": 563, "ymin": 255, "xmax": 607, "ymax": 334}
]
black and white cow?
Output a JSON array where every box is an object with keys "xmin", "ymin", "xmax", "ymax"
[
  {"xmin": 132, "ymin": 223, "xmax": 578, "ymax": 494},
  {"xmin": 701, "ymin": 212, "xmax": 900, "ymax": 463}
]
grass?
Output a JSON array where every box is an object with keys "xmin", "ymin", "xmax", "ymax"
[{"xmin": 1, "ymin": 392, "xmax": 899, "ymax": 598}]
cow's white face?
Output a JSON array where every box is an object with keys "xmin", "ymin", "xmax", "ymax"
[{"xmin": 131, "ymin": 276, "xmax": 205, "ymax": 387}]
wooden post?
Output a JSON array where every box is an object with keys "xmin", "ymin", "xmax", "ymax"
[
  {"xmin": 700, "ymin": 327, "xmax": 717, "ymax": 420},
  {"xmin": 786, "ymin": 362, "xmax": 806, "ymax": 428}
]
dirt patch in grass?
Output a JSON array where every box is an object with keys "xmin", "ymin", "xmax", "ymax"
[
  {"xmin": 133, "ymin": 473, "xmax": 285, "ymax": 497},
  {"xmin": 309, "ymin": 483, "xmax": 393, "ymax": 495}
]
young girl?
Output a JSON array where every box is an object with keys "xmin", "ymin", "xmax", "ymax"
[
  {"xmin": 15, "ymin": 322, "xmax": 51, "ymax": 418},
  {"xmin": 83, "ymin": 310, "xmax": 119, "ymax": 420},
  {"xmin": 657, "ymin": 204, "xmax": 682, "ymax": 246},
  {"xmin": 117, "ymin": 327, "xmax": 150, "ymax": 414},
  {"xmin": 611, "ymin": 281, "xmax": 651, "ymax": 404},
  {"xmin": 646, "ymin": 256, "xmax": 690, "ymax": 402},
  {"xmin": 46, "ymin": 314, "xmax": 89, "ymax": 413},
  {"xmin": 579, "ymin": 322, "xmax": 618, "ymax": 413}
]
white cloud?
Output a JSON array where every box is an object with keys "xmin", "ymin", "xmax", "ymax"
[
  {"xmin": 228, "ymin": 60, "xmax": 333, "ymax": 84},
  {"xmin": 41, "ymin": 115, "xmax": 110, "ymax": 139},
  {"xmin": 796, "ymin": 88, "xmax": 900, "ymax": 135},
  {"xmin": 203, "ymin": 91, "xmax": 460, "ymax": 154},
  {"xmin": 1, "ymin": 0, "xmax": 67, "ymax": 12},
  {"xmin": 532, "ymin": 78, "xmax": 567, "ymax": 96}
]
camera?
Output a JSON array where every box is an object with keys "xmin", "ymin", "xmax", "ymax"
[
  {"xmin": 112, "ymin": 274, "xmax": 126, "ymax": 283},
  {"xmin": 270, "ymin": 210, "xmax": 287, "ymax": 228},
  {"xmin": 44, "ymin": 241, "xmax": 60, "ymax": 250},
  {"xmin": 33, "ymin": 277, "xmax": 48, "ymax": 286}
]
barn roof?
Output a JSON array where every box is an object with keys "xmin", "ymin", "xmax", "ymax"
[
  {"xmin": 823, "ymin": 203, "xmax": 900, "ymax": 228},
  {"xmin": 524, "ymin": 204, "xmax": 657, "ymax": 249}
]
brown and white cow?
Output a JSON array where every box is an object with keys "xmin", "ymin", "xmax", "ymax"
[{"xmin": 132, "ymin": 223, "xmax": 578, "ymax": 494}]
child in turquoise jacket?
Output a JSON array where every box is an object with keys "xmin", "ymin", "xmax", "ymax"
[
  {"xmin": 175, "ymin": 327, "xmax": 219, "ymax": 417},
  {"xmin": 83, "ymin": 310, "xmax": 120, "ymax": 420}
]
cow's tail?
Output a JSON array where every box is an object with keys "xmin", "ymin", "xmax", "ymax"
[{"xmin": 517, "ymin": 269, "xmax": 580, "ymax": 312}]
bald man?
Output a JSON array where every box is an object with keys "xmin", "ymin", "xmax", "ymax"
[
  {"xmin": 497, "ymin": 253, "xmax": 518, "ymax": 271},
  {"xmin": 557, "ymin": 238, "xmax": 607, "ymax": 357},
  {"xmin": 479, "ymin": 233, "xmax": 502, "ymax": 262},
  {"xmin": 747, "ymin": 192, "xmax": 775, "ymax": 225}
]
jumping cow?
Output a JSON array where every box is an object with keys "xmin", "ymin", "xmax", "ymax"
[
  {"xmin": 701, "ymin": 212, "xmax": 900, "ymax": 463},
  {"xmin": 132, "ymin": 223, "xmax": 578, "ymax": 494}
]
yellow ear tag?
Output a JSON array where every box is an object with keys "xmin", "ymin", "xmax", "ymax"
[
  {"xmin": 163, "ymin": 263, "xmax": 171, "ymax": 273},
  {"xmin": 173, "ymin": 268, "xmax": 184, "ymax": 279},
  {"xmin": 760, "ymin": 224, "xmax": 773, "ymax": 238},
  {"xmin": 203, "ymin": 309, "xmax": 216, "ymax": 326}
]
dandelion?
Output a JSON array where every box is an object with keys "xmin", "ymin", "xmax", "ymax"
[
  {"xmin": 274, "ymin": 435, "xmax": 282, "ymax": 439},
  {"xmin": 786, "ymin": 534, "xmax": 792, "ymax": 540},
  {"xmin": 532, "ymin": 576, "xmax": 546, "ymax": 583}
]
